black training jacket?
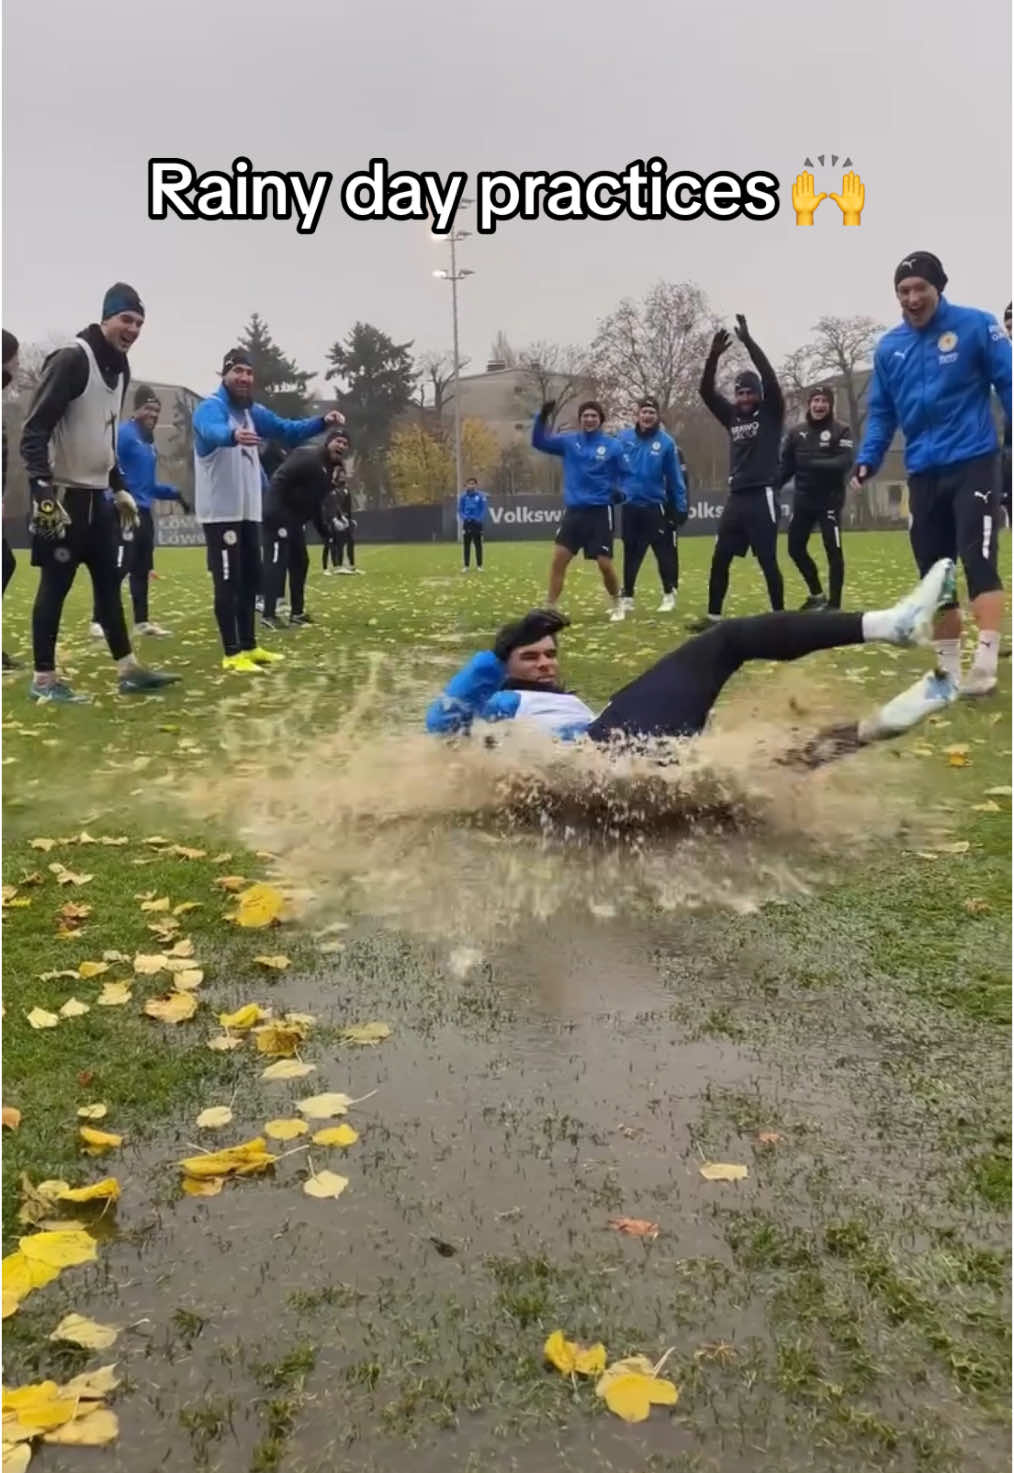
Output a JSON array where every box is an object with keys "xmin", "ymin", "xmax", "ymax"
[{"xmin": 777, "ymin": 418, "xmax": 854, "ymax": 499}]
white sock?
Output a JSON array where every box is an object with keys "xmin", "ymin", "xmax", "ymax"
[
  {"xmin": 973, "ymin": 631, "xmax": 1000, "ymax": 676},
  {"xmin": 860, "ymin": 609, "xmax": 894, "ymax": 642},
  {"xmin": 932, "ymin": 638, "xmax": 962, "ymax": 682}
]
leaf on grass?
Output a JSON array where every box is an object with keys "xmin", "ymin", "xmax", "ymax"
[
  {"xmin": 168, "ymin": 845, "xmax": 206, "ymax": 861},
  {"xmin": 211, "ymin": 852, "xmax": 233, "ymax": 864},
  {"xmin": 59, "ymin": 998, "xmax": 90, "ymax": 1019},
  {"xmin": 133, "ymin": 953, "xmax": 168, "ymax": 975},
  {"xmin": 62, "ymin": 1363, "xmax": 120, "ymax": 1398},
  {"xmin": 57, "ymin": 1179, "xmax": 119, "ymax": 1204},
  {"xmin": 608, "ymin": 1217, "xmax": 660, "ymax": 1240},
  {"xmin": 218, "ymin": 1003, "xmax": 269, "ymax": 1031},
  {"xmin": 179, "ymin": 1138, "xmax": 276, "ymax": 1179},
  {"xmin": 48, "ymin": 863, "xmax": 93, "ymax": 886},
  {"xmin": 101, "ymin": 949, "xmax": 128, "ymax": 962},
  {"xmin": 60, "ymin": 902, "xmax": 91, "ymax": 922},
  {"xmin": 3, "ymin": 1106, "xmax": 22, "ymax": 1131},
  {"xmin": 214, "ymin": 875, "xmax": 247, "ymax": 892},
  {"xmin": 935, "ymin": 840, "xmax": 970, "ymax": 855},
  {"xmin": 947, "ymin": 752, "xmax": 968, "ymax": 768},
  {"xmin": 139, "ymin": 896, "xmax": 171, "ymax": 912},
  {"xmin": 2, "ymin": 1443, "xmax": 31, "ymax": 1471},
  {"xmin": 544, "ymin": 1330, "xmax": 607, "ymax": 1378},
  {"xmin": 49, "ymin": 1313, "xmax": 120, "ymax": 1350},
  {"xmin": 29, "ymin": 838, "xmax": 58, "ymax": 851},
  {"xmin": 144, "ymin": 992, "xmax": 198, "ymax": 1025},
  {"xmin": 312, "ymin": 1124, "xmax": 358, "ymax": 1147},
  {"xmin": 963, "ymin": 897, "xmax": 991, "ymax": 915},
  {"xmin": 984, "ymin": 785, "xmax": 1012, "ymax": 798},
  {"xmin": 195, "ymin": 1107, "xmax": 233, "ymax": 1130},
  {"xmin": 19, "ymin": 1229, "xmax": 98, "ymax": 1271},
  {"xmin": 253, "ymin": 1023, "xmax": 307, "ymax": 1058},
  {"xmin": 170, "ymin": 938, "xmax": 195, "ymax": 957},
  {"xmin": 254, "ymin": 954, "xmax": 291, "ymax": 970},
  {"xmin": 79, "ymin": 1127, "xmax": 122, "ymax": 1155},
  {"xmin": 303, "ymin": 1170, "xmax": 348, "ymax": 1199},
  {"xmin": 699, "ymin": 1162, "xmax": 749, "ymax": 1182},
  {"xmin": 1, "ymin": 1380, "xmax": 78, "ymax": 1434},
  {"xmin": 42, "ymin": 1407, "xmax": 119, "ymax": 1445},
  {"xmin": 234, "ymin": 883, "xmax": 285, "ymax": 929},
  {"xmin": 206, "ymin": 1034, "xmax": 243, "ymax": 1052},
  {"xmin": 260, "ymin": 1058, "xmax": 315, "ymax": 1081},
  {"xmin": 27, "ymin": 1008, "xmax": 60, "ymax": 1030},
  {"xmin": 39, "ymin": 970, "xmax": 79, "ymax": 983},
  {"xmin": 264, "ymin": 1118, "xmax": 309, "ymax": 1141},
  {"xmin": 182, "ymin": 1176, "xmax": 225, "ymax": 1197},
  {"xmin": 96, "ymin": 983, "xmax": 132, "ymax": 1007},
  {"xmin": 339, "ymin": 1021, "xmax": 391, "ymax": 1046},
  {"xmin": 173, "ymin": 901, "xmax": 203, "ymax": 916},
  {"xmin": 596, "ymin": 1354, "xmax": 679, "ymax": 1422},
  {"xmin": 77, "ymin": 961, "xmax": 108, "ymax": 979},
  {"xmin": 171, "ymin": 969, "xmax": 205, "ymax": 991},
  {"xmin": 297, "ymin": 1092, "xmax": 351, "ymax": 1120}
]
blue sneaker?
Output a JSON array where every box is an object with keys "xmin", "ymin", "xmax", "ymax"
[
  {"xmin": 118, "ymin": 667, "xmax": 180, "ymax": 695},
  {"xmin": 29, "ymin": 679, "xmax": 89, "ymax": 704},
  {"xmin": 885, "ymin": 559, "xmax": 956, "ymax": 646},
  {"xmin": 858, "ymin": 669, "xmax": 958, "ymax": 742}
]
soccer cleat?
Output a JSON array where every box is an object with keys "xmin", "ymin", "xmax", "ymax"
[
  {"xmin": 686, "ymin": 614, "xmax": 722, "ymax": 633},
  {"xmin": 657, "ymin": 593, "xmax": 676, "ymax": 613},
  {"xmin": 254, "ymin": 596, "xmax": 265, "ymax": 613},
  {"xmin": 134, "ymin": 621, "xmax": 172, "ymax": 637},
  {"xmin": 288, "ymin": 612, "xmax": 313, "ymax": 626},
  {"xmin": 799, "ymin": 593, "xmax": 827, "ymax": 611},
  {"xmin": 461, "ymin": 566, "xmax": 471, "ymax": 573},
  {"xmin": 958, "ymin": 664, "xmax": 998, "ymax": 699},
  {"xmin": 885, "ymin": 558, "xmax": 956, "ymax": 646},
  {"xmin": 248, "ymin": 646, "xmax": 284, "ymax": 665},
  {"xmin": 351, "ymin": 567, "xmax": 365, "ymax": 575},
  {"xmin": 621, "ymin": 596, "xmax": 635, "ymax": 612},
  {"xmin": 608, "ymin": 602, "xmax": 626, "ymax": 623},
  {"xmin": 88, "ymin": 621, "xmax": 105, "ymax": 639},
  {"xmin": 29, "ymin": 679, "xmax": 89, "ymax": 704},
  {"xmin": 857, "ymin": 669, "xmax": 958, "ymax": 742},
  {"xmin": 118, "ymin": 666, "xmax": 181, "ymax": 694},
  {"xmin": 322, "ymin": 567, "xmax": 334, "ymax": 578},
  {"xmin": 222, "ymin": 654, "xmax": 265, "ymax": 674},
  {"xmin": 260, "ymin": 614, "xmax": 284, "ymax": 631}
]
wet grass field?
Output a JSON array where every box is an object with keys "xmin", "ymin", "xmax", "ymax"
[{"xmin": 2, "ymin": 534, "xmax": 1011, "ymax": 1472}]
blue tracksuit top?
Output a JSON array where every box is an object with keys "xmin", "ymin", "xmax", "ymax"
[
  {"xmin": 531, "ymin": 416, "xmax": 626, "ymax": 508},
  {"xmin": 116, "ymin": 419, "xmax": 182, "ymax": 511},
  {"xmin": 616, "ymin": 425, "xmax": 687, "ymax": 512},
  {"xmin": 458, "ymin": 489, "xmax": 488, "ymax": 521},
  {"xmin": 425, "ymin": 650, "xmax": 596, "ymax": 741},
  {"xmin": 858, "ymin": 298, "xmax": 1012, "ymax": 475}
]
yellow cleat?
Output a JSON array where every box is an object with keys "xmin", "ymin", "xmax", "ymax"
[
  {"xmin": 248, "ymin": 647, "xmax": 284, "ymax": 665},
  {"xmin": 222, "ymin": 654, "xmax": 265, "ymax": 674}
]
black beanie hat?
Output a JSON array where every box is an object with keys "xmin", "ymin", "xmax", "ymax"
[
  {"xmin": 808, "ymin": 383, "xmax": 835, "ymax": 412},
  {"xmin": 221, "ymin": 348, "xmax": 253, "ymax": 375},
  {"xmin": 133, "ymin": 383, "xmax": 161, "ymax": 411},
  {"xmin": 734, "ymin": 370, "xmax": 762, "ymax": 396},
  {"xmin": 577, "ymin": 400, "xmax": 605, "ymax": 424},
  {"xmin": 638, "ymin": 396, "xmax": 660, "ymax": 412},
  {"xmin": 894, "ymin": 252, "xmax": 947, "ymax": 293},
  {"xmin": 324, "ymin": 427, "xmax": 350, "ymax": 448},
  {"xmin": 2, "ymin": 329, "xmax": 19, "ymax": 363},
  {"xmin": 1005, "ymin": 302, "xmax": 1012, "ymax": 320},
  {"xmin": 102, "ymin": 282, "xmax": 145, "ymax": 321}
]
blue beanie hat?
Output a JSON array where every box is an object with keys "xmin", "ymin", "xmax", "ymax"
[{"xmin": 101, "ymin": 282, "xmax": 145, "ymax": 321}]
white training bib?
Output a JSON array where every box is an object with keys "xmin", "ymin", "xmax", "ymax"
[
  {"xmin": 514, "ymin": 689, "xmax": 596, "ymax": 735},
  {"xmin": 50, "ymin": 340, "xmax": 123, "ymax": 490}
]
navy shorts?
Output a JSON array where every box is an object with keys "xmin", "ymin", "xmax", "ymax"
[
  {"xmin": 556, "ymin": 505, "xmax": 614, "ymax": 560},
  {"xmin": 907, "ymin": 453, "xmax": 1002, "ymax": 601}
]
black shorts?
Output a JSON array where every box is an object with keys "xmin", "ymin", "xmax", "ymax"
[
  {"xmin": 716, "ymin": 487, "xmax": 779, "ymax": 560},
  {"xmin": 556, "ymin": 505, "xmax": 614, "ymax": 560},
  {"xmin": 30, "ymin": 488, "xmax": 120, "ymax": 570},
  {"xmin": 908, "ymin": 453, "xmax": 1002, "ymax": 601}
]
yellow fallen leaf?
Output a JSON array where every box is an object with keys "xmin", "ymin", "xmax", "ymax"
[
  {"xmin": 196, "ymin": 1106, "xmax": 234, "ymax": 1129},
  {"xmin": 171, "ymin": 969, "xmax": 205, "ymax": 991},
  {"xmin": 984, "ymin": 785, "xmax": 1012, "ymax": 797},
  {"xmin": 261, "ymin": 1059, "xmax": 315, "ymax": 1081},
  {"xmin": 943, "ymin": 743, "xmax": 969, "ymax": 756},
  {"xmin": 2, "ymin": 1442, "xmax": 32, "ymax": 1471},
  {"xmin": 19, "ymin": 1229, "xmax": 97, "ymax": 1271},
  {"xmin": 96, "ymin": 982, "xmax": 132, "ymax": 1006},
  {"xmin": 179, "ymin": 1138, "xmax": 276, "ymax": 1179},
  {"xmin": 58, "ymin": 998, "xmax": 90, "ymax": 1019},
  {"xmin": 964, "ymin": 897, "xmax": 991, "ymax": 915},
  {"xmin": 140, "ymin": 896, "xmax": 171, "ymax": 912},
  {"xmin": 206, "ymin": 1034, "xmax": 243, "ymax": 1052},
  {"xmin": 29, "ymin": 838, "xmax": 57, "ymax": 851},
  {"xmin": 101, "ymin": 949, "xmax": 129, "ymax": 962},
  {"xmin": 48, "ymin": 863, "xmax": 92, "ymax": 886},
  {"xmin": 170, "ymin": 938, "xmax": 195, "ymax": 957},
  {"xmin": 303, "ymin": 1170, "xmax": 348, "ymax": 1199},
  {"xmin": 42, "ymin": 1407, "xmax": 119, "ymax": 1446},
  {"xmin": 253, "ymin": 1023, "xmax": 307, "ymax": 1058},
  {"xmin": 133, "ymin": 953, "xmax": 168, "ymax": 975},
  {"xmin": 38, "ymin": 970, "xmax": 79, "ymax": 983},
  {"xmin": 312, "ymin": 1124, "xmax": 359, "ymax": 1147},
  {"xmin": 214, "ymin": 874, "xmax": 247, "ymax": 891},
  {"xmin": 58, "ymin": 1179, "xmax": 119, "ymax": 1204},
  {"xmin": 62, "ymin": 1363, "xmax": 120, "ymax": 1398},
  {"xmin": 79, "ymin": 1127, "xmax": 122, "ymax": 1154},
  {"xmin": 284, "ymin": 1011, "xmax": 316, "ymax": 1027},
  {"xmin": 935, "ymin": 840, "xmax": 970, "ymax": 855},
  {"xmin": 296, "ymin": 1092, "xmax": 351, "ymax": 1120},
  {"xmin": 173, "ymin": 900, "xmax": 203, "ymax": 916},
  {"xmin": 234, "ymin": 883, "xmax": 285, "ymax": 929},
  {"xmin": 544, "ymin": 1329, "xmax": 607, "ymax": 1378},
  {"xmin": 596, "ymin": 1354, "xmax": 679, "ymax": 1422},
  {"xmin": 3, "ymin": 1106, "xmax": 22, "ymax": 1132},
  {"xmin": 26, "ymin": 1007, "xmax": 60, "ymax": 1030},
  {"xmin": 264, "ymin": 1118, "xmax": 309, "ymax": 1141},
  {"xmin": 947, "ymin": 752, "xmax": 968, "ymax": 768},
  {"xmin": 49, "ymin": 1312, "xmax": 120, "ymax": 1349},
  {"xmin": 168, "ymin": 845, "xmax": 206, "ymax": 861},
  {"xmin": 218, "ymin": 1002, "xmax": 269, "ymax": 1031},
  {"xmin": 182, "ymin": 1176, "xmax": 225, "ymax": 1197},
  {"xmin": 972, "ymin": 800, "xmax": 1001, "ymax": 813},
  {"xmin": 144, "ymin": 992, "xmax": 198, "ymax": 1025},
  {"xmin": 1, "ymin": 1380, "xmax": 78, "ymax": 1434},
  {"xmin": 699, "ymin": 1162, "xmax": 749, "ymax": 1182},
  {"xmin": 339, "ymin": 1021, "xmax": 391, "ymax": 1046},
  {"xmin": 254, "ymin": 954, "xmax": 291, "ymax": 970},
  {"xmin": 77, "ymin": 961, "xmax": 109, "ymax": 979}
]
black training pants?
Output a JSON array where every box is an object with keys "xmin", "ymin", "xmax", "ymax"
[
  {"xmin": 622, "ymin": 503, "xmax": 677, "ymax": 597},
  {"xmin": 2, "ymin": 536, "xmax": 15, "ymax": 596},
  {"xmin": 93, "ymin": 507, "xmax": 155, "ymax": 624},
  {"xmin": 586, "ymin": 610, "xmax": 864, "ymax": 742},
  {"xmin": 462, "ymin": 521, "xmax": 483, "ymax": 568},
  {"xmin": 204, "ymin": 521, "xmax": 261, "ymax": 657},
  {"xmin": 707, "ymin": 487, "xmax": 784, "ymax": 616},
  {"xmin": 32, "ymin": 491, "xmax": 131, "ymax": 672},
  {"xmin": 788, "ymin": 491, "xmax": 845, "ymax": 607},
  {"xmin": 262, "ymin": 516, "xmax": 308, "ymax": 618}
]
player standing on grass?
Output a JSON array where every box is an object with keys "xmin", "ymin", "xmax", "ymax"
[
  {"xmin": 689, "ymin": 316, "xmax": 786, "ymax": 630},
  {"xmin": 1001, "ymin": 302, "xmax": 1011, "ymax": 525},
  {"xmin": 3, "ymin": 329, "xmax": 21, "ymax": 670},
  {"xmin": 261, "ymin": 430, "xmax": 349, "ymax": 627},
  {"xmin": 853, "ymin": 252, "xmax": 1011, "ymax": 697},
  {"xmin": 616, "ymin": 398, "xmax": 688, "ymax": 614},
  {"xmin": 532, "ymin": 399, "xmax": 628, "ymax": 622},
  {"xmin": 778, "ymin": 385, "xmax": 854, "ymax": 609},
  {"xmin": 458, "ymin": 477, "xmax": 487, "ymax": 572},
  {"xmin": 192, "ymin": 349, "xmax": 340, "ymax": 674},
  {"xmin": 19, "ymin": 283, "xmax": 178, "ymax": 702}
]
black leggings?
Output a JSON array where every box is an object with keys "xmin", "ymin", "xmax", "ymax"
[
  {"xmin": 622, "ymin": 504, "xmax": 677, "ymax": 596},
  {"xmin": 462, "ymin": 523, "xmax": 483, "ymax": 568},
  {"xmin": 32, "ymin": 493, "xmax": 131, "ymax": 672},
  {"xmin": 263, "ymin": 517, "xmax": 308, "ymax": 618},
  {"xmin": 587, "ymin": 610, "xmax": 864, "ymax": 742},
  {"xmin": 204, "ymin": 521, "xmax": 261, "ymax": 656},
  {"xmin": 788, "ymin": 494, "xmax": 845, "ymax": 607},
  {"xmin": 2, "ymin": 536, "xmax": 15, "ymax": 596}
]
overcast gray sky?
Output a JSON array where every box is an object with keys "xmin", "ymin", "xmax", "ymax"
[{"xmin": 4, "ymin": 0, "xmax": 1010, "ymax": 395}]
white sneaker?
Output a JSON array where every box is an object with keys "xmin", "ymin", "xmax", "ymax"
[
  {"xmin": 475, "ymin": 566, "xmax": 484, "ymax": 573},
  {"xmin": 254, "ymin": 596, "xmax": 265, "ymax": 613},
  {"xmin": 352, "ymin": 568, "xmax": 365, "ymax": 576},
  {"xmin": 609, "ymin": 602, "xmax": 626, "ymax": 623},
  {"xmin": 958, "ymin": 664, "xmax": 998, "ymax": 699},
  {"xmin": 885, "ymin": 559, "xmax": 956, "ymax": 646},
  {"xmin": 657, "ymin": 593, "xmax": 676, "ymax": 613},
  {"xmin": 322, "ymin": 568, "xmax": 334, "ymax": 578},
  {"xmin": 858, "ymin": 669, "xmax": 959, "ymax": 742},
  {"xmin": 88, "ymin": 622, "xmax": 104, "ymax": 639},
  {"xmin": 135, "ymin": 621, "xmax": 171, "ymax": 638},
  {"xmin": 621, "ymin": 596, "xmax": 635, "ymax": 612},
  {"xmin": 461, "ymin": 566, "xmax": 471, "ymax": 573},
  {"xmin": 338, "ymin": 567, "xmax": 355, "ymax": 576}
]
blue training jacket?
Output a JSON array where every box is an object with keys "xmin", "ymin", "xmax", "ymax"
[
  {"xmin": 425, "ymin": 650, "xmax": 596, "ymax": 741},
  {"xmin": 116, "ymin": 419, "xmax": 182, "ymax": 512},
  {"xmin": 458, "ymin": 489, "xmax": 488, "ymax": 521},
  {"xmin": 531, "ymin": 416, "xmax": 626, "ymax": 508},
  {"xmin": 858, "ymin": 298, "xmax": 1013, "ymax": 475},
  {"xmin": 616, "ymin": 425, "xmax": 687, "ymax": 512},
  {"xmin": 192, "ymin": 387, "xmax": 326, "ymax": 458}
]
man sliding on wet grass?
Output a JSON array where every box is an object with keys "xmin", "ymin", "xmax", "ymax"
[{"xmin": 426, "ymin": 559, "xmax": 959, "ymax": 764}]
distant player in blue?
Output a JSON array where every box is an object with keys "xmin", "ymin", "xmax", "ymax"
[
  {"xmin": 616, "ymin": 397, "xmax": 688, "ymax": 614},
  {"xmin": 458, "ymin": 478, "xmax": 487, "ymax": 572},
  {"xmin": 532, "ymin": 399, "xmax": 627, "ymax": 621},
  {"xmin": 854, "ymin": 251, "xmax": 1011, "ymax": 698}
]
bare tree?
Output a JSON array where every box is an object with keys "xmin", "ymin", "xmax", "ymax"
[
  {"xmin": 592, "ymin": 280, "xmax": 718, "ymax": 425},
  {"xmin": 515, "ymin": 341, "xmax": 594, "ymax": 425},
  {"xmin": 780, "ymin": 315, "xmax": 884, "ymax": 440},
  {"xmin": 415, "ymin": 348, "xmax": 470, "ymax": 418}
]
